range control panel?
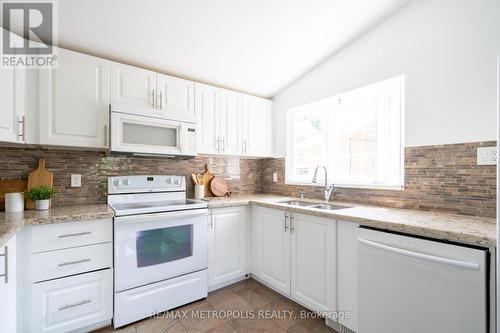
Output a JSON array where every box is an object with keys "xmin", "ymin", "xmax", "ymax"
[{"xmin": 107, "ymin": 175, "xmax": 185, "ymax": 194}]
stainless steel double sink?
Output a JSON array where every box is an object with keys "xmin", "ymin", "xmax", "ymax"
[{"xmin": 278, "ymin": 200, "xmax": 350, "ymax": 211}]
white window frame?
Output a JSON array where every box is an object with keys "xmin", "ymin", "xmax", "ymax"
[{"xmin": 285, "ymin": 76, "xmax": 405, "ymax": 190}]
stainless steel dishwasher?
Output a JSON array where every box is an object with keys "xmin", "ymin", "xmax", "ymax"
[{"xmin": 357, "ymin": 227, "xmax": 488, "ymax": 333}]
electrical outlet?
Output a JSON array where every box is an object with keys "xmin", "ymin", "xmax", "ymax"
[
  {"xmin": 477, "ymin": 147, "xmax": 497, "ymax": 165},
  {"xmin": 71, "ymin": 174, "xmax": 81, "ymax": 187},
  {"xmin": 273, "ymin": 172, "xmax": 278, "ymax": 183}
]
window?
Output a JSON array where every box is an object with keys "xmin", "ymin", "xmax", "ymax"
[{"xmin": 286, "ymin": 75, "xmax": 404, "ymax": 189}]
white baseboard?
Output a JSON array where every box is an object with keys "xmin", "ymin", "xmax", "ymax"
[{"xmin": 208, "ymin": 275, "xmax": 249, "ymax": 292}]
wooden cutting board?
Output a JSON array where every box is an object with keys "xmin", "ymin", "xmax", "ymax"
[
  {"xmin": 26, "ymin": 159, "xmax": 53, "ymax": 210},
  {"xmin": 201, "ymin": 164, "xmax": 215, "ymax": 197},
  {"xmin": 0, "ymin": 180, "xmax": 27, "ymax": 211},
  {"xmin": 210, "ymin": 176, "xmax": 230, "ymax": 197}
]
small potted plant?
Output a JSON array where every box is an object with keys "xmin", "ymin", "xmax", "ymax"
[{"xmin": 24, "ymin": 185, "xmax": 57, "ymax": 211}]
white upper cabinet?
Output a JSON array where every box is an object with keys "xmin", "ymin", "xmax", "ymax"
[
  {"xmin": 38, "ymin": 48, "xmax": 110, "ymax": 148},
  {"xmin": 195, "ymin": 83, "xmax": 219, "ymax": 154},
  {"xmin": 111, "ymin": 62, "xmax": 196, "ymax": 122},
  {"xmin": 157, "ymin": 73, "xmax": 195, "ymax": 118},
  {"xmin": 243, "ymin": 95, "xmax": 273, "ymax": 157},
  {"xmin": 208, "ymin": 207, "xmax": 247, "ymax": 289},
  {"xmin": 110, "ymin": 62, "xmax": 156, "ymax": 110},
  {"xmin": 0, "ymin": 68, "xmax": 25, "ymax": 144},
  {"xmin": 195, "ymin": 85, "xmax": 273, "ymax": 157},
  {"xmin": 219, "ymin": 88, "xmax": 242, "ymax": 155}
]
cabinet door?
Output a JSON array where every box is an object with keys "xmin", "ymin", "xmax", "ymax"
[
  {"xmin": 39, "ymin": 48, "xmax": 110, "ymax": 148},
  {"xmin": 208, "ymin": 207, "xmax": 246, "ymax": 289},
  {"xmin": 157, "ymin": 74, "xmax": 195, "ymax": 120},
  {"xmin": 31, "ymin": 269, "xmax": 112, "ymax": 333},
  {"xmin": 0, "ymin": 68, "xmax": 25, "ymax": 143},
  {"xmin": 252, "ymin": 207, "xmax": 291, "ymax": 295},
  {"xmin": 0, "ymin": 236, "xmax": 17, "ymax": 333},
  {"xmin": 195, "ymin": 83, "xmax": 220, "ymax": 154},
  {"xmin": 291, "ymin": 213, "xmax": 336, "ymax": 313},
  {"xmin": 246, "ymin": 96, "xmax": 273, "ymax": 157},
  {"xmin": 337, "ymin": 221, "xmax": 359, "ymax": 331},
  {"xmin": 219, "ymin": 89, "xmax": 242, "ymax": 155},
  {"xmin": 110, "ymin": 61, "xmax": 156, "ymax": 110}
]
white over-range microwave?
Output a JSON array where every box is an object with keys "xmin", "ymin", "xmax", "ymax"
[{"xmin": 110, "ymin": 106, "xmax": 197, "ymax": 157}]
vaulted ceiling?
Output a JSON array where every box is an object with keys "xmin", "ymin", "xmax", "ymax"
[{"xmin": 37, "ymin": 0, "xmax": 412, "ymax": 97}]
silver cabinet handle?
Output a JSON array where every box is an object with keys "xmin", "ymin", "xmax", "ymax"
[
  {"xmin": 18, "ymin": 116, "xmax": 25, "ymax": 142},
  {"xmin": 209, "ymin": 212, "xmax": 214, "ymax": 229},
  {"xmin": 290, "ymin": 216, "xmax": 295, "ymax": 234},
  {"xmin": 58, "ymin": 232, "xmax": 92, "ymax": 239},
  {"xmin": 59, "ymin": 299, "xmax": 92, "ymax": 311},
  {"xmin": 215, "ymin": 137, "xmax": 220, "ymax": 153},
  {"xmin": 221, "ymin": 137, "xmax": 225, "ymax": 153},
  {"xmin": 151, "ymin": 90, "xmax": 155, "ymax": 108},
  {"xmin": 57, "ymin": 258, "xmax": 91, "ymax": 267},
  {"xmin": 0, "ymin": 246, "xmax": 8, "ymax": 283},
  {"xmin": 158, "ymin": 91, "xmax": 163, "ymax": 110},
  {"xmin": 284, "ymin": 214, "xmax": 289, "ymax": 233}
]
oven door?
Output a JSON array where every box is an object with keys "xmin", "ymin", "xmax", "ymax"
[
  {"xmin": 114, "ymin": 209, "xmax": 208, "ymax": 292},
  {"xmin": 111, "ymin": 112, "xmax": 182, "ymax": 155}
]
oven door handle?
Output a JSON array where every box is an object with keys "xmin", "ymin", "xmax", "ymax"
[{"xmin": 115, "ymin": 209, "xmax": 208, "ymax": 224}]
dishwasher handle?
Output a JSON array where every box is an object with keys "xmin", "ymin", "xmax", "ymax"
[{"xmin": 358, "ymin": 238, "xmax": 480, "ymax": 271}]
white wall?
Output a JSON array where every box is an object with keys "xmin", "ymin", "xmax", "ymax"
[{"xmin": 272, "ymin": 0, "xmax": 500, "ymax": 157}]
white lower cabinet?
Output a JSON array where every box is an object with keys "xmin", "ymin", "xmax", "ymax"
[
  {"xmin": 291, "ymin": 213, "xmax": 336, "ymax": 313},
  {"xmin": 252, "ymin": 207, "xmax": 336, "ymax": 314},
  {"xmin": 31, "ymin": 242, "xmax": 113, "ymax": 283},
  {"xmin": 252, "ymin": 206, "xmax": 291, "ymax": 295},
  {"xmin": 208, "ymin": 207, "xmax": 247, "ymax": 289},
  {"xmin": 31, "ymin": 269, "xmax": 113, "ymax": 333},
  {"xmin": 0, "ymin": 236, "xmax": 17, "ymax": 333},
  {"xmin": 18, "ymin": 218, "xmax": 113, "ymax": 333},
  {"xmin": 337, "ymin": 220, "xmax": 359, "ymax": 332}
]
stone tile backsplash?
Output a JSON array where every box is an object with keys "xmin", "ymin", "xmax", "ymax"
[
  {"xmin": 0, "ymin": 141, "xmax": 496, "ymax": 217},
  {"xmin": 260, "ymin": 141, "xmax": 496, "ymax": 218},
  {"xmin": 0, "ymin": 146, "xmax": 261, "ymax": 206}
]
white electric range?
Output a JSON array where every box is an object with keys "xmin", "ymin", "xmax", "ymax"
[{"xmin": 108, "ymin": 175, "xmax": 208, "ymax": 328}]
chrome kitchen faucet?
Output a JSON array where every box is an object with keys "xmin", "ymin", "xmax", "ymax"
[{"xmin": 312, "ymin": 165, "xmax": 335, "ymax": 202}]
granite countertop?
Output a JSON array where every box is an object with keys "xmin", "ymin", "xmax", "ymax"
[
  {"xmin": 0, "ymin": 204, "xmax": 114, "ymax": 247},
  {"xmin": 205, "ymin": 194, "xmax": 496, "ymax": 247},
  {"xmin": 1, "ymin": 195, "xmax": 496, "ymax": 248}
]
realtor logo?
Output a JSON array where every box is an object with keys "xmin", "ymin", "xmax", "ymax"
[{"xmin": 1, "ymin": 0, "xmax": 57, "ymax": 68}]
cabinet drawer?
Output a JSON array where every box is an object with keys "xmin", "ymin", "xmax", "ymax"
[
  {"xmin": 32, "ymin": 242, "xmax": 112, "ymax": 283},
  {"xmin": 31, "ymin": 218, "xmax": 112, "ymax": 253},
  {"xmin": 31, "ymin": 269, "xmax": 113, "ymax": 333}
]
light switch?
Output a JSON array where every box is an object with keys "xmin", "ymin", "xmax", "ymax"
[
  {"xmin": 71, "ymin": 174, "xmax": 81, "ymax": 187},
  {"xmin": 273, "ymin": 172, "xmax": 278, "ymax": 183},
  {"xmin": 477, "ymin": 147, "xmax": 497, "ymax": 165}
]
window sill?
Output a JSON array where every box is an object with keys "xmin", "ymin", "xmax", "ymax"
[{"xmin": 284, "ymin": 180, "xmax": 404, "ymax": 191}]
